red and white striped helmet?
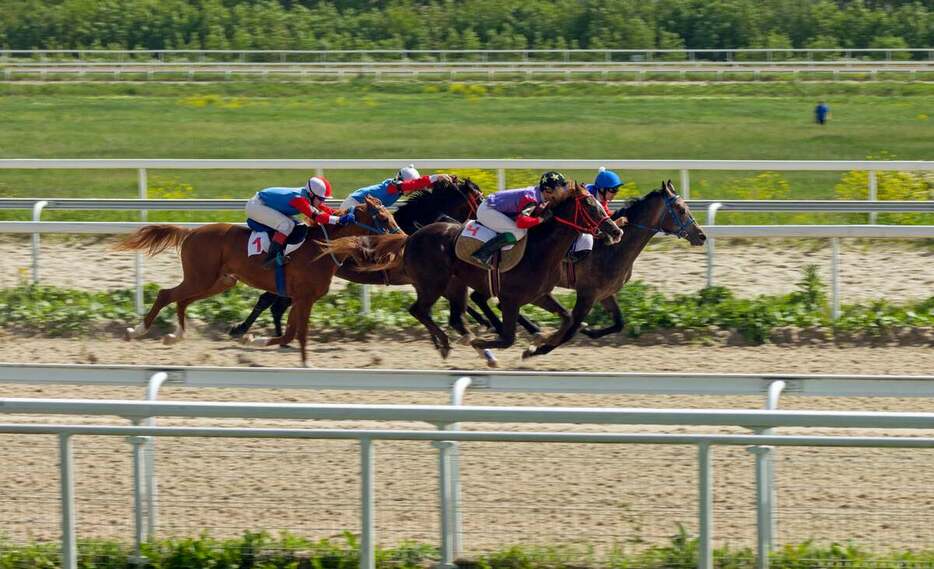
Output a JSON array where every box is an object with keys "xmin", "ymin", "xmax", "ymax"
[{"xmin": 303, "ymin": 176, "xmax": 332, "ymax": 199}]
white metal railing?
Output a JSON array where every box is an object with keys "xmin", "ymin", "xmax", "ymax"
[
  {"xmin": 2, "ymin": 47, "xmax": 932, "ymax": 61},
  {"xmin": 1, "ymin": 363, "xmax": 933, "ymax": 569},
  {"xmin": 0, "ymin": 393, "xmax": 932, "ymax": 569}
]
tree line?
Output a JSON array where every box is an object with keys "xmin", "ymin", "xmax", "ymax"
[{"xmin": 1, "ymin": 0, "xmax": 930, "ymax": 56}]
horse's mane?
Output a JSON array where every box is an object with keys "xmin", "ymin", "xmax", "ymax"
[{"xmin": 612, "ymin": 189, "xmax": 661, "ymax": 221}]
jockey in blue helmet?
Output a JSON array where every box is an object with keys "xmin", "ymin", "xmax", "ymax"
[{"xmin": 570, "ymin": 167, "xmax": 625, "ymax": 262}]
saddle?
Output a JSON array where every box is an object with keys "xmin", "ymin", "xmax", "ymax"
[
  {"xmin": 246, "ymin": 221, "xmax": 309, "ymax": 257},
  {"xmin": 454, "ymin": 220, "xmax": 528, "ymax": 272}
]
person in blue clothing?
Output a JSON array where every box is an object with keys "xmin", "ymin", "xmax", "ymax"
[
  {"xmin": 815, "ymin": 101, "xmax": 830, "ymax": 125},
  {"xmin": 245, "ymin": 176, "xmax": 355, "ymax": 268},
  {"xmin": 569, "ymin": 167, "xmax": 624, "ymax": 262},
  {"xmin": 339, "ymin": 164, "xmax": 453, "ymax": 210}
]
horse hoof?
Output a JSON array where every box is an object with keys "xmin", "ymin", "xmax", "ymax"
[
  {"xmin": 482, "ymin": 349, "xmax": 498, "ymax": 368},
  {"xmin": 440, "ymin": 346, "xmax": 451, "ymax": 360},
  {"xmin": 228, "ymin": 327, "xmax": 245, "ymax": 338},
  {"xmin": 521, "ymin": 346, "xmax": 535, "ymax": 360},
  {"xmin": 531, "ymin": 332, "xmax": 547, "ymax": 346},
  {"xmin": 124, "ymin": 328, "xmax": 135, "ymax": 341},
  {"xmin": 163, "ymin": 333, "xmax": 181, "ymax": 345}
]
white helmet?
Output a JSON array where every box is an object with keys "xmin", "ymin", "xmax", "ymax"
[{"xmin": 396, "ymin": 164, "xmax": 420, "ymax": 182}]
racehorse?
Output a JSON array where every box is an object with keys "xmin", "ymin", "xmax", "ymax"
[
  {"xmin": 520, "ymin": 180, "xmax": 707, "ymax": 358},
  {"xmin": 401, "ymin": 181, "xmax": 622, "ymax": 366},
  {"xmin": 470, "ymin": 180, "xmax": 707, "ymax": 355},
  {"xmin": 228, "ymin": 177, "xmax": 485, "ymax": 338},
  {"xmin": 117, "ymin": 195, "xmax": 399, "ymax": 366}
]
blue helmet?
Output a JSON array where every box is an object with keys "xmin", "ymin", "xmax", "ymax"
[{"xmin": 594, "ymin": 167, "xmax": 623, "ymax": 190}]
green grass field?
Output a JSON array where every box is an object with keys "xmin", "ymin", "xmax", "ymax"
[{"xmin": 0, "ymin": 81, "xmax": 931, "ymax": 222}]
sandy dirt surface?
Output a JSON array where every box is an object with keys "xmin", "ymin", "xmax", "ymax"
[
  {"xmin": 0, "ymin": 334, "xmax": 932, "ymax": 554},
  {"xmin": 3, "ymin": 236, "xmax": 933, "ymax": 303}
]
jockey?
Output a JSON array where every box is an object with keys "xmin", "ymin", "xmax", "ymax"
[
  {"xmin": 245, "ymin": 176, "xmax": 355, "ymax": 268},
  {"xmin": 339, "ymin": 164, "xmax": 453, "ymax": 210},
  {"xmin": 570, "ymin": 167, "xmax": 624, "ymax": 262},
  {"xmin": 471, "ymin": 170, "xmax": 567, "ymax": 266}
]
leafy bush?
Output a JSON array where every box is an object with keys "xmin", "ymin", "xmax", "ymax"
[
  {"xmin": 833, "ymin": 153, "xmax": 934, "ymax": 225},
  {"xmin": 0, "ymin": 269, "xmax": 931, "ymax": 342}
]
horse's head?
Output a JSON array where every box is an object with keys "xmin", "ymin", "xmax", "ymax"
[
  {"xmin": 354, "ymin": 194, "xmax": 403, "ymax": 235},
  {"xmin": 549, "ymin": 181, "xmax": 623, "ymax": 245},
  {"xmin": 651, "ymin": 180, "xmax": 705, "ymax": 245},
  {"xmin": 429, "ymin": 175, "xmax": 484, "ymax": 221}
]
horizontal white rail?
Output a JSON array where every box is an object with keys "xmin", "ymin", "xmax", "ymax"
[
  {"xmin": 1, "ymin": 363, "xmax": 933, "ymax": 397},
  {"xmin": 1, "ymin": 198, "xmax": 932, "ymax": 213},
  {"xmin": 1, "ymin": 221, "xmax": 931, "ymax": 237},
  {"xmin": 6, "ymin": 60, "xmax": 931, "ymax": 68},
  {"xmin": 1, "ymin": 158, "xmax": 931, "ymax": 170},
  {"xmin": 2, "ymin": 397, "xmax": 932, "ymax": 429},
  {"xmin": 1, "ymin": 423, "xmax": 933, "ymax": 448}
]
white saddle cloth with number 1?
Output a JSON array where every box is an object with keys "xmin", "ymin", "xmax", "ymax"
[{"xmin": 247, "ymin": 231, "xmax": 304, "ymax": 257}]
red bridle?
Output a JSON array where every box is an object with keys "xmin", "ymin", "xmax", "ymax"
[{"xmin": 553, "ymin": 193, "xmax": 610, "ymax": 234}]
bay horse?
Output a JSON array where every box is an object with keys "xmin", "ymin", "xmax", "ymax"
[
  {"xmin": 116, "ymin": 194, "xmax": 399, "ymax": 366},
  {"xmin": 521, "ymin": 179, "xmax": 707, "ymax": 358},
  {"xmin": 227, "ymin": 177, "xmax": 484, "ymax": 338},
  {"xmin": 402, "ymin": 181, "xmax": 622, "ymax": 366}
]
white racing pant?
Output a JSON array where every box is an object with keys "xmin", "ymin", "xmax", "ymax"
[
  {"xmin": 573, "ymin": 233, "xmax": 595, "ymax": 253},
  {"xmin": 340, "ymin": 196, "xmax": 362, "ymax": 211},
  {"xmin": 245, "ymin": 194, "xmax": 296, "ymax": 236},
  {"xmin": 477, "ymin": 201, "xmax": 527, "ymax": 242}
]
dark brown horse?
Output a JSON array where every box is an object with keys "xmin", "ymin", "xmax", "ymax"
[
  {"xmin": 402, "ymin": 181, "xmax": 623, "ymax": 366},
  {"xmin": 521, "ymin": 180, "xmax": 707, "ymax": 358},
  {"xmin": 228, "ymin": 177, "xmax": 484, "ymax": 337},
  {"xmin": 116, "ymin": 195, "xmax": 399, "ymax": 366}
]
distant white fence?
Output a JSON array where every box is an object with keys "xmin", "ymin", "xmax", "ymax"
[{"xmin": 2, "ymin": 48, "xmax": 932, "ymax": 82}]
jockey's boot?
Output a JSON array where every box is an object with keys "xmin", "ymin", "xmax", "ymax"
[
  {"xmin": 568, "ymin": 249, "xmax": 592, "ymax": 263},
  {"xmin": 262, "ymin": 232, "xmax": 289, "ymax": 269},
  {"xmin": 471, "ymin": 232, "xmax": 517, "ymax": 267}
]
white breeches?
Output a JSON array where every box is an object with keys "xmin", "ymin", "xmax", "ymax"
[
  {"xmin": 477, "ymin": 202, "xmax": 527, "ymax": 241},
  {"xmin": 573, "ymin": 233, "xmax": 595, "ymax": 252},
  {"xmin": 340, "ymin": 196, "xmax": 362, "ymax": 211},
  {"xmin": 245, "ymin": 194, "xmax": 295, "ymax": 235}
]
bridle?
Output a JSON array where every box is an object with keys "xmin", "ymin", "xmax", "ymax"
[
  {"xmin": 552, "ymin": 191, "xmax": 611, "ymax": 235},
  {"xmin": 353, "ymin": 201, "xmax": 402, "ymax": 235},
  {"xmin": 627, "ymin": 192, "xmax": 698, "ymax": 239}
]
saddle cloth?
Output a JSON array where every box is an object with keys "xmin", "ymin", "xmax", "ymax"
[
  {"xmin": 454, "ymin": 220, "xmax": 527, "ymax": 273},
  {"xmin": 246, "ymin": 221, "xmax": 307, "ymax": 257}
]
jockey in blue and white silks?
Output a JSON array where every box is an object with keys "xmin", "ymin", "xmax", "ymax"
[
  {"xmin": 339, "ymin": 164, "xmax": 453, "ymax": 210},
  {"xmin": 245, "ymin": 176, "xmax": 354, "ymax": 268}
]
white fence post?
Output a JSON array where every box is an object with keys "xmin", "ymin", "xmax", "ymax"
[
  {"xmin": 705, "ymin": 203, "xmax": 723, "ymax": 288},
  {"xmin": 30, "ymin": 200, "xmax": 48, "ymax": 284},
  {"xmin": 497, "ymin": 168, "xmax": 506, "ymax": 192},
  {"xmin": 144, "ymin": 371, "xmax": 169, "ymax": 541},
  {"xmin": 360, "ymin": 438, "xmax": 375, "ymax": 569},
  {"xmin": 698, "ymin": 442, "xmax": 713, "ymax": 569},
  {"xmin": 59, "ymin": 432, "xmax": 77, "ymax": 569},
  {"xmin": 750, "ymin": 380, "xmax": 786, "ymax": 569},
  {"xmin": 136, "ymin": 168, "xmax": 147, "ymax": 314},
  {"xmin": 868, "ymin": 170, "xmax": 878, "ymax": 224},
  {"xmin": 680, "ymin": 169, "xmax": 690, "ymax": 200},
  {"xmin": 128, "ymin": 420, "xmax": 147, "ymax": 566},
  {"xmin": 831, "ymin": 238, "xmax": 841, "ymax": 320},
  {"xmin": 361, "ymin": 285, "xmax": 371, "ymax": 315}
]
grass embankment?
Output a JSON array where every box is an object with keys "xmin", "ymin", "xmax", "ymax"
[
  {"xmin": 2, "ymin": 530, "xmax": 933, "ymax": 569},
  {"xmin": 0, "ymin": 81, "xmax": 931, "ymax": 223},
  {"xmin": 1, "ymin": 268, "xmax": 931, "ymax": 344}
]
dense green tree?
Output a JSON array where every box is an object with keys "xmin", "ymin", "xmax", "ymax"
[{"xmin": 0, "ymin": 0, "xmax": 927, "ymax": 56}]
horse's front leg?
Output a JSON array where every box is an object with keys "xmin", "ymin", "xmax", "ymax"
[
  {"xmin": 522, "ymin": 293, "xmax": 583, "ymax": 359},
  {"xmin": 470, "ymin": 301, "xmax": 520, "ymax": 368}
]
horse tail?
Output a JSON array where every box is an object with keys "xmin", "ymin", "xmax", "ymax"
[
  {"xmin": 316, "ymin": 234, "xmax": 407, "ymax": 272},
  {"xmin": 115, "ymin": 224, "xmax": 193, "ymax": 256}
]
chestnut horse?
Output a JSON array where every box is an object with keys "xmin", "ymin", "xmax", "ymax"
[
  {"xmin": 402, "ymin": 181, "xmax": 622, "ymax": 366},
  {"xmin": 228, "ymin": 177, "xmax": 484, "ymax": 338},
  {"xmin": 117, "ymin": 195, "xmax": 399, "ymax": 366}
]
